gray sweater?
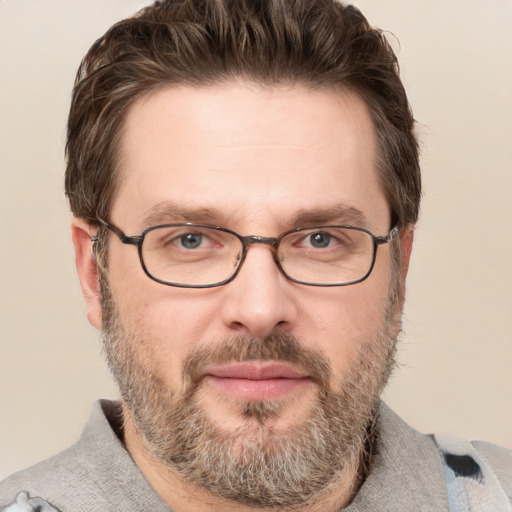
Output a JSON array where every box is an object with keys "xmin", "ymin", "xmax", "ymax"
[{"xmin": 1, "ymin": 400, "xmax": 510, "ymax": 511}]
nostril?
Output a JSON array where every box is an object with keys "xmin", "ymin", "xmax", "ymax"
[{"xmin": 229, "ymin": 321, "xmax": 247, "ymax": 333}]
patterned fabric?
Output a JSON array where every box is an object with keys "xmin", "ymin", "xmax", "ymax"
[
  {"xmin": 436, "ymin": 435, "xmax": 512, "ymax": 512},
  {"xmin": 0, "ymin": 491, "xmax": 59, "ymax": 512}
]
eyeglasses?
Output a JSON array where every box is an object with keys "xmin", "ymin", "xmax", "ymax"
[{"xmin": 96, "ymin": 219, "xmax": 398, "ymax": 288}]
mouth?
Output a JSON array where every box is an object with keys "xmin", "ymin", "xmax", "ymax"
[{"xmin": 202, "ymin": 362, "xmax": 311, "ymax": 401}]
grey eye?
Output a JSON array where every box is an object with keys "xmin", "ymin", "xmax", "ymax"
[
  {"xmin": 180, "ymin": 233, "xmax": 203, "ymax": 249},
  {"xmin": 309, "ymin": 232, "xmax": 331, "ymax": 248}
]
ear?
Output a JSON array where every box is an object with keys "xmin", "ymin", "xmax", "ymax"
[
  {"xmin": 399, "ymin": 226, "xmax": 414, "ymax": 280},
  {"xmin": 71, "ymin": 217, "xmax": 103, "ymax": 330},
  {"xmin": 394, "ymin": 226, "xmax": 414, "ymax": 307}
]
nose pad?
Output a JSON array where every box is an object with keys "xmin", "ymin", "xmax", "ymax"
[{"xmin": 220, "ymin": 245, "xmax": 298, "ymax": 338}]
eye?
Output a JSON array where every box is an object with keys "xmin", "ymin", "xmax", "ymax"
[
  {"xmin": 179, "ymin": 233, "xmax": 204, "ymax": 249},
  {"xmin": 307, "ymin": 231, "xmax": 331, "ymax": 248}
]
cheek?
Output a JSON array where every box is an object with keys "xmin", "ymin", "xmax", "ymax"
[
  {"xmin": 111, "ymin": 276, "xmax": 223, "ymax": 379},
  {"xmin": 294, "ymin": 261, "xmax": 392, "ymax": 374}
]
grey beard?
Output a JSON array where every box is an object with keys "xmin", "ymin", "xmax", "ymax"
[{"xmin": 100, "ymin": 277, "xmax": 398, "ymax": 508}]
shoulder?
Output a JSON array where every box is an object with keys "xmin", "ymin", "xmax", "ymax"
[
  {"xmin": 348, "ymin": 402, "xmax": 450, "ymax": 511},
  {"xmin": 0, "ymin": 400, "xmax": 171, "ymax": 512},
  {"xmin": 434, "ymin": 433, "xmax": 512, "ymax": 509},
  {"xmin": 472, "ymin": 440, "xmax": 512, "ymax": 498},
  {"xmin": 363, "ymin": 403, "xmax": 512, "ymax": 511},
  {"xmin": 0, "ymin": 400, "xmax": 122, "ymax": 511},
  {"xmin": 0, "ymin": 442, "xmax": 95, "ymax": 511}
]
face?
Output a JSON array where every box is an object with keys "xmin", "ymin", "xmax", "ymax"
[{"xmin": 76, "ymin": 83, "xmax": 409, "ymax": 507}]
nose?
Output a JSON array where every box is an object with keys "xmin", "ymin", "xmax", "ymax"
[{"xmin": 220, "ymin": 244, "xmax": 299, "ymax": 338}]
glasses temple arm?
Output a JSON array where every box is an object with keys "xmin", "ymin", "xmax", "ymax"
[{"xmin": 95, "ymin": 218, "xmax": 141, "ymax": 245}]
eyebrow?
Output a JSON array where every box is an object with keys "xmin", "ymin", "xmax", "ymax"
[
  {"xmin": 140, "ymin": 201, "xmax": 369, "ymax": 231},
  {"xmin": 141, "ymin": 201, "xmax": 223, "ymax": 228},
  {"xmin": 289, "ymin": 205, "xmax": 368, "ymax": 228}
]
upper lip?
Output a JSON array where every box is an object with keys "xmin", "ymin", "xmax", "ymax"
[{"xmin": 203, "ymin": 362, "xmax": 309, "ymax": 380}]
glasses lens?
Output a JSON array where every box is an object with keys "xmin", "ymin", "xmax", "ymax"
[
  {"xmin": 279, "ymin": 227, "xmax": 375, "ymax": 285},
  {"xmin": 141, "ymin": 225, "xmax": 242, "ymax": 286}
]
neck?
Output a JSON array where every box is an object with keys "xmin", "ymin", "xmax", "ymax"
[{"xmin": 122, "ymin": 406, "xmax": 373, "ymax": 512}]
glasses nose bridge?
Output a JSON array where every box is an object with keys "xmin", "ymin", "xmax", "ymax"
[
  {"xmin": 242, "ymin": 234, "xmax": 279, "ymax": 248},
  {"xmin": 238, "ymin": 234, "xmax": 282, "ymax": 271}
]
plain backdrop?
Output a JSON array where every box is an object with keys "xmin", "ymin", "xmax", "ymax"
[{"xmin": 0, "ymin": 0, "xmax": 511, "ymax": 479}]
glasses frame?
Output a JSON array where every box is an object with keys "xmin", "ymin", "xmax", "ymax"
[{"xmin": 96, "ymin": 218, "xmax": 399, "ymax": 288}]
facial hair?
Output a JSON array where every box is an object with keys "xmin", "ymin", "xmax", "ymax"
[{"xmin": 100, "ymin": 277, "xmax": 399, "ymax": 508}]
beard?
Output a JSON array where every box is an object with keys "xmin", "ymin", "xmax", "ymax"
[{"xmin": 100, "ymin": 276, "xmax": 400, "ymax": 508}]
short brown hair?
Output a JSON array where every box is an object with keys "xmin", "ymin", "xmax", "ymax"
[{"xmin": 65, "ymin": 0, "xmax": 421, "ymax": 229}]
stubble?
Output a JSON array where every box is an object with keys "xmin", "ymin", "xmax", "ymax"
[{"xmin": 100, "ymin": 275, "xmax": 399, "ymax": 508}]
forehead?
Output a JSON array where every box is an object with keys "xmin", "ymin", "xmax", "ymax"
[{"xmin": 113, "ymin": 82, "xmax": 389, "ymax": 231}]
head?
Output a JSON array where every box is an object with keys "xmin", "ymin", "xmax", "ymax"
[
  {"xmin": 66, "ymin": 0, "xmax": 420, "ymax": 234},
  {"xmin": 68, "ymin": 0, "xmax": 420, "ymax": 508}
]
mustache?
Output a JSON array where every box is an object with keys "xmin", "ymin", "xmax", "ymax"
[{"xmin": 182, "ymin": 333, "xmax": 333, "ymax": 392}]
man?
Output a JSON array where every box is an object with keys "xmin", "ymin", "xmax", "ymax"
[{"xmin": 1, "ymin": 0, "xmax": 510, "ymax": 510}]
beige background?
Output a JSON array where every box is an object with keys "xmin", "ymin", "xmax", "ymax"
[{"xmin": 0, "ymin": 0, "xmax": 511, "ymax": 479}]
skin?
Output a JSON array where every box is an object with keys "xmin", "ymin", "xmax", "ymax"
[{"xmin": 72, "ymin": 82, "xmax": 413, "ymax": 511}]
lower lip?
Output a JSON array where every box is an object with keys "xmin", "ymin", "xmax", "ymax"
[{"xmin": 205, "ymin": 376, "xmax": 311, "ymax": 400}]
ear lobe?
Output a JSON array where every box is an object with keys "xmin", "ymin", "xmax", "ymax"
[{"xmin": 71, "ymin": 218, "xmax": 103, "ymax": 330}]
